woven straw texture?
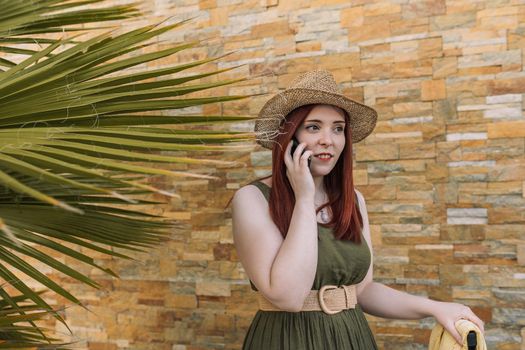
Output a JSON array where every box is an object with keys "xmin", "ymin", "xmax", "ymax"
[
  {"xmin": 257, "ymin": 284, "xmax": 357, "ymax": 313},
  {"xmin": 254, "ymin": 69, "xmax": 378, "ymax": 149}
]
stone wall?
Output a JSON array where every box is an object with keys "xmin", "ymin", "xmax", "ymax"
[{"xmin": 36, "ymin": 0, "xmax": 525, "ymax": 349}]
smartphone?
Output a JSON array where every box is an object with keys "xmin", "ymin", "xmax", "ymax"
[{"xmin": 290, "ymin": 138, "xmax": 311, "ymax": 168}]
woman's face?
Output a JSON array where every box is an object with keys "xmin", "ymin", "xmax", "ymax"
[{"xmin": 294, "ymin": 104, "xmax": 347, "ymax": 176}]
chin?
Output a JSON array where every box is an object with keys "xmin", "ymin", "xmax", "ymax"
[{"xmin": 310, "ymin": 167, "xmax": 333, "ymax": 177}]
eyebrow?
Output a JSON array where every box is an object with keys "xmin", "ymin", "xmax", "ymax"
[{"xmin": 305, "ymin": 119, "xmax": 345, "ymax": 124}]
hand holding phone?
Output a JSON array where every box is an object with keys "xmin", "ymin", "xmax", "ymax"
[
  {"xmin": 286, "ymin": 138, "xmax": 315, "ymax": 199},
  {"xmin": 290, "ymin": 138, "xmax": 311, "ymax": 168}
]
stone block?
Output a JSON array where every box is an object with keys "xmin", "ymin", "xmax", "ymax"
[
  {"xmin": 439, "ymin": 264, "xmax": 464, "ymax": 285},
  {"xmin": 518, "ymin": 245, "xmax": 525, "ymax": 266},
  {"xmin": 393, "ymin": 101, "xmax": 433, "ymax": 115},
  {"xmin": 318, "ymin": 53, "xmax": 360, "ymax": 70},
  {"xmin": 296, "ymin": 41, "xmax": 322, "ymax": 52},
  {"xmin": 426, "ymin": 162, "xmax": 448, "ymax": 183},
  {"xmin": 430, "ymin": 12, "xmax": 476, "ymax": 31},
  {"xmin": 447, "ymin": 208, "xmax": 488, "ymax": 225},
  {"xmin": 421, "ymin": 79, "xmax": 446, "ymax": 101},
  {"xmin": 409, "ymin": 245, "xmax": 454, "ymax": 265},
  {"xmin": 393, "ymin": 58, "xmax": 433, "ymax": 78},
  {"xmin": 88, "ymin": 343, "xmax": 117, "ymax": 350},
  {"xmin": 489, "ymin": 77, "xmax": 525, "ymax": 95},
  {"xmin": 419, "ymin": 37, "xmax": 443, "ymax": 60},
  {"xmin": 352, "ymin": 62, "xmax": 393, "ymax": 81},
  {"xmin": 356, "ymin": 144, "xmax": 399, "ymax": 161},
  {"xmin": 432, "ymin": 57, "xmax": 458, "ymax": 79},
  {"xmin": 340, "ymin": 6, "xmax": 364, "ymax": 27},
  {"xmin": 196, "ymin": 281, "xmax": 231, "ymax": 297},
  {"xmin": 364, "ymin": 2, "xmax": 401, "ymax": 16},
  {"xmin": 199, "ymin": 0, "xmax": 217, "ymax": 10},
  {"xmin": 213, "ymin": 243, "xmax": 236, "ymax": 260},
  {"xmin": 493, "ymin": 308, "xmax": 525, "ymax": 326},
  {"xmin": 209, "ymin": 6, "xmax": 229, "ymax": 26},
  {"xmin": 251, "ymin": 20, "xmax": 292, "ymax": 38},
  {"xmin": 401, "ymin": 0, "xmax": 446, "ymax": 18},
  {"xmin": 261, "ymin": 0, "xmax": 278, "ymax": 7},
  {"xmin": 348, "ymin": 19, "xmax": 390, "ymax": 43},
  {"xmin": 359, "ymin": 184, "xmax": 397, "ymax": 201},
  {"xmin": 488, "ymin": 160, "xmax": 525, "ymax": 182},
  {"xmin": 488, "ymin": 121, "xmax": 525, "ymax": 139}
]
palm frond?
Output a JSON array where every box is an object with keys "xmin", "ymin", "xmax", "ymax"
[{"xmin": 0, "ymin": 0, "xmax": 257, "ymax": 347}]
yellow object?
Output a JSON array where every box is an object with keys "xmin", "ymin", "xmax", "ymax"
[{"xmin": 428, "ymin": 319, "xmax": 487, "ymax": 350}]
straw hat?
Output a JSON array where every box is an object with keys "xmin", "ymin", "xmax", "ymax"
[{"xmin": 254, "ymin": 69, "xmax": 378, "ymax": 149}]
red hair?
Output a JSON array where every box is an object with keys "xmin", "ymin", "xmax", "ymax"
[{"xmin": 263, "ymin": 104, "xmax": 362, "ymax": 243}]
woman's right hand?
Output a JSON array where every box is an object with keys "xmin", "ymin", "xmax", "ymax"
[{"xmin": 284, "ymin": 141, "xmax": 315, "ymax": 202}]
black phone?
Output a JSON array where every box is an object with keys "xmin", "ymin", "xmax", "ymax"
[{"xmin": 290, "ymin": 138, "xmax": 311, "ymax": 168}]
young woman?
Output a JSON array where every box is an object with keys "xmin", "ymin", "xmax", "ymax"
[{"xmin": 231, "ymin": 70, "xmax": 485, "ymax": 349}]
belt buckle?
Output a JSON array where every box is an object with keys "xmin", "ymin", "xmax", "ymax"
[{"xmin": 318, "ymin": 284, "xmax": 343, "ymax": 315}]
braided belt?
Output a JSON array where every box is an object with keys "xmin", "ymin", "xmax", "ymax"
[{"xmin": 257, "ymin": 284, "xmax": 357, "ymax": 315}]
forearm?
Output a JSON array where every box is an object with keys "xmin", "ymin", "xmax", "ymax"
[
  {"xmin": 358, "ymin": 281, "xmax": 440, "ymax": 319},
  {"xmin": 270, "ymin": 199, "xmax": 318, "ymax": 309}
]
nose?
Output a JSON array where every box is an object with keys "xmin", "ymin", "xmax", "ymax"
[{"xmin": 318, "ymin": 129, "xmax": 334, "ymax": 146}]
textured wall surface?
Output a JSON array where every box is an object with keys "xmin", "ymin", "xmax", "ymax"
[{"xmin": 33, "ymin": 0, "xmax": 525, "ymax": 349}]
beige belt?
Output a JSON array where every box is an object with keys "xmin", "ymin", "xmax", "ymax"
[{"xmin": 257, "ymin": 284, "xmax": 357, "ymax": 315}]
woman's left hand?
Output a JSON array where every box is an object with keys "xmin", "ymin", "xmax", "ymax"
[{"xmin": 431, "ymin": 301, "xmax": 485, "ymax": 345}]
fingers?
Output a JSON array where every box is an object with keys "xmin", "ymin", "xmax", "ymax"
[
  {"xmin": 292, "ymin": 142, "xmax": 307, "ymax": 167},
  {"xmin": 463, "ymin": 310, "xmax": 485, "ymax": 334},
  {"xmin": 435, "ymin": 303, "xmax": 485, "ymax": 347},
  {"xmin": 284, "ymin": 142, "xmax": 293, "ymax": 168},
  {"xmin": 284, "ymin": 141, "xmax": 299, "ymax": 171},
  {"xmin": 301, "ymin": 149, "xmax": 313, "ymax": 168},
  {"xmin": 467, "ymin": 314, "xmax": 485, "ymax": 334},
  {"xmin": 286, "ymin": 141, "xmax": 310, "ymax": 169}
]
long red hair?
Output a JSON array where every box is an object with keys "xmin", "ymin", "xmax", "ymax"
[{"xmin": 262, "ymin": 104, "xmax": 363, "ymax": 243}]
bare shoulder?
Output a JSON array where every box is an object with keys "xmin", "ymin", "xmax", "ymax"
[
  {"xmin": 232, "ymin": 178, "xmax": 271, "ymax": 211},
  {"xmin": 233, "ymin": 178, "xmax": 271, "ymax": 200},
  {"xmin": 231, "ymin": 177, "xmax": 283, "ymax": 297},
  {"xmin": 233, "ymin": 183, "xmax": 264, "ymax": 200},
  {"xmin": 232, "ymin": 178, "xmax": 282, "ymax": 246}
]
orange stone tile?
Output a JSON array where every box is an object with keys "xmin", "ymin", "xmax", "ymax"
[{"xmin": 421, "ymin": 79, "xmax": 446, "ymax": 101}]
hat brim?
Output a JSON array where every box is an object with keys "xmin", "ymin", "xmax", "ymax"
[{"xmin": 255, "ymin": 88, "xmax": 378, "ymax": 149}]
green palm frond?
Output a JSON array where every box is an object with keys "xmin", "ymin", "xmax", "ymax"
[
  {"xmin": 0, "ymin": 0, "xmax": 257, "ymax": 347},
  {"xmin": 0, "ymin": 0, "xmax": 141, "ymax": 68},
  {"xmin": 0, "ymin": 290, "xmax": 74, "ymax": 349}
]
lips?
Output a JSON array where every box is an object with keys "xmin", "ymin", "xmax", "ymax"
[{"xmin": 314, "ymin": 153, "xmax": 333, "ymax": 160}]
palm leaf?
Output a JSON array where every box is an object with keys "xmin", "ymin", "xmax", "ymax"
[
  {"xmin": 0, "ymin": 0, "xmax": 257, "ymax": 347},
  {"xmin": 0, "ymin": 291, "xmax": 74, "ymax": 348}
]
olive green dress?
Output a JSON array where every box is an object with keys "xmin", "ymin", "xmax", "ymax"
[{"xmin": 242, "ymin": 181, "xmax": 378, "ymax": 350}]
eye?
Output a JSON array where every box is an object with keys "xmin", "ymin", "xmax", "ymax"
[
  {"xmin": 305, "ymin": 125, "xmax": 319, "ymax": 131},
  {"xmin": 335, "ymin": 126, "xmax": 345, "ymax": 133}
]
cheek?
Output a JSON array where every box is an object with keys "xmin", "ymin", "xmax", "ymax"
[
  {"xmin": 294, "ymin": 130, "xmax": 307, "ymax": 142},
  {"xmin": 296, "ymin": 133, "xmax": 314, "ymax": 146},
  {"xmin": 336, "ymin": 137, "xmax": 346, "ymax": 152}
]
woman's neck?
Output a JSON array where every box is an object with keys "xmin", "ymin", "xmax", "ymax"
[{"xmin": 313, "ymin": 175, "xmax": 328, "ymax": 203}]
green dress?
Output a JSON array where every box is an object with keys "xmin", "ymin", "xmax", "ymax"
[{"xmin": 242, "ymin": 181, "xmax": 378, "ymax": 350}]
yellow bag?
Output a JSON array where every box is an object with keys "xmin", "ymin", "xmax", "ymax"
[{"xmin": 428, "ymin": 319, "xmax": 487, "ymax": 350}]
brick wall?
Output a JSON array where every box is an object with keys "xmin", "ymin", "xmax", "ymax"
[{"xmin": 40, "ymin": 0, "xmax": 525, "ymax": 349}]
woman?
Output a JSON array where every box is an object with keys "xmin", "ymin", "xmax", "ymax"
[{"xmin": 231, "ymin": 70, "xmax": 484, "ymax": 349}]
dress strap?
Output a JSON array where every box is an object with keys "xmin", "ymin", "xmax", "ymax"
[{"xmin": 249, "ymin": 180, "xmax": 270, "ymax": 202}]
